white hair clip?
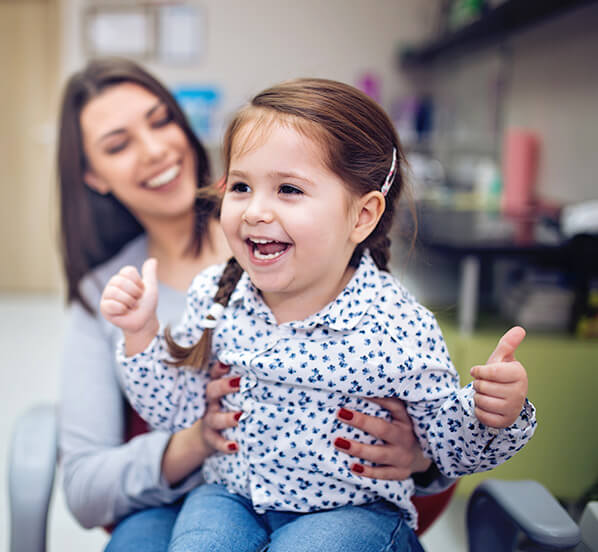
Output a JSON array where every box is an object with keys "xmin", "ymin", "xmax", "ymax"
[
  {"xmin": 380, "ymin": 147, "xmax": 398, "ymax": 197},
  {"xmin": 201, "ymin": 302, "xmax": 224, "ymax": 329}
]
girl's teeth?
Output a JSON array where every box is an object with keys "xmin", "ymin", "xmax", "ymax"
[
  {"xmin": 253, "ymin": 248, "xmax": 285, "ymax": 260},
  {"xmin": 146, "ymin": 165, "xmax": 180, "ymax": 188}
]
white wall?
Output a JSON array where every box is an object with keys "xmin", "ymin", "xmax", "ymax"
[{"xmin": 60, "ymin": 0, "xmax": 437, "ymax": 150}]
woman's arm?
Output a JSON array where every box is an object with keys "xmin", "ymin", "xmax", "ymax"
[{"xmin": 59, "ymin": 299, "xmax": 215, "ymax": 528}]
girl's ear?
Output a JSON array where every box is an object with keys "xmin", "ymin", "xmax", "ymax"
[
  {"xmin": 84, "ymin": 170, "xmax": 111, "ymax": 195},
  {"xmin": 351, "ymin": 191, "xmax": 385, "ymax": 244}
]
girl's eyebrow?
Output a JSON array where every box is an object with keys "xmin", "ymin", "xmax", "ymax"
[
  {"xmin": 97, "ymin": 101, "xmax": 164, "ymax": 144},
  {"xmin": 228, "ymin": 169, "xmax": 315, "ymax": 186}
]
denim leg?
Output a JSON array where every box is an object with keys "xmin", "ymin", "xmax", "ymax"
[
  {"xmin": 105, "ymin": 501, "xmax": 182, "ymax": 552},
  {"xmin": 168, "ymin": 484, "xmax": 269, "ymax": 552},
  {"xmin": 267, "ymin": 501, "xmax": 424, "ymax": 552}
]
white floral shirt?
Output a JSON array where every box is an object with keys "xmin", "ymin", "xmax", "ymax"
[{"xmin": 119, "ymin": 252, "xmax": 536, "ymax": 528}]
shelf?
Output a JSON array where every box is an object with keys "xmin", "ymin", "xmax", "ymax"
[{"xmin": 400, "ymin": 0, "xmax": 597, "ymax": 68}]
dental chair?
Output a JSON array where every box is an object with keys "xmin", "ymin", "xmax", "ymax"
[{"xmin": 9, "ymin": 403, "xmax": 594, "ymax": 551}]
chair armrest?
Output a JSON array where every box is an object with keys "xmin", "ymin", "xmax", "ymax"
[
  {"xmin": 467, "ymin": 479, "xmax": 581, "ymax": 552},
  {"xmin": 9, "ymin": 403, "xmax": 58, "ymax": 552}
]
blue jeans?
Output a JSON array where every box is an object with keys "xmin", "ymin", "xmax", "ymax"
[
  {"xmin": 105, "ymin": 500, "xmax": 182, "ymax": 552},
  {"xmin": 169, "ymin": 483, "xmax": 423, "ymax": 552}
]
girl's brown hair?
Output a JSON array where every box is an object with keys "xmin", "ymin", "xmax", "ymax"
[
  {"xmin": 167, "ymin": 77, "xmax": 411, "ymax": 370},
  {"xmin": 58, "ymin": 57, "xmax": 218, "ymax": 313}
]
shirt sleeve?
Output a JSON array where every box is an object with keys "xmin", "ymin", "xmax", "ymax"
[
  {"xmin": 398, "ymin": 314, "xmax": 537, "ymax": 478},
  {"xmin": 118, "ymin": 272, "xmax": 214, "ymax": 432},
  {"xmin": 59, "ymin": 298, "xmax": 205, "ymax": 529}
]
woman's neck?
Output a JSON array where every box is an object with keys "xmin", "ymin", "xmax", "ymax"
[{"xmin": 145, "ymin": 215, "xmax": 231, "ymax": 292}]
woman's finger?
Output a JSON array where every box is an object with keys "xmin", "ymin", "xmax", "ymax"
[
  {"xmin": 368, "ymin": 397, "xmax": 411, "ymax": 425},
  {"xmin": 203, "ymin": 409, "xmax": 242, "ymax": 432},
  {"xmin": 202, "ymin": 427, "xmax": 238, "ymax": 454},
  {"xmin": 205, "ymin": 375, "xmax": 241, "ymax": 402},
  {"xmin": 336, "ymin": 408, "xmax": 407, "ymax": 444},
  {"xmin": 333, "ymin": 436, "xmax": 410, "ymax": 468},
  {"xmin": 209, "ymin": 361, "xmax": 231, "ymax": 380},
  {"xmin": 349, "ymin": 463, "xmax": 412, "ymax": 481}
]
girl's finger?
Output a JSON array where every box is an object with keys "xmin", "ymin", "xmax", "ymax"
[
  {"xmin": 336, "ymin": 408, "xmax": 407, "ymax": 444},
  {"xmin": 349, "ymin": 463, "xmax": 412, "ymax": 481},
  {"xmin": 111, "ymin": 274, "xmax": 144, "ymax": 298},
  {"xmin": 100, "ymin": 299, "xmax": 128, "ymax": 316},
  {"xmin": 119, "ymin": 265, "xmax": 143, "ymax": 284},
  {"xmin": 472, "ymin": 379, "xmax": 508, "ymax": 399},
  {"xmin": 473, "ymin": 393, "xmax": 505, "ymax": 415},
  {"xmin": 470, "ymin": 361, "xmax": 525, "ymax": 383},
  {"xmin": 474, "ymin": 407, "xmax": 508, "ymax": 429},
  {"xmin": 102, "ymin": 286, "xmax": 138, "ymax": 309},
  {"xmin": 205, "ymin": 375, "xmax": 241, "ymax": 402}
]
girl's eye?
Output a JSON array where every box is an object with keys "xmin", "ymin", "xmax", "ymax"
[
  {"xmin": 279, "ymin": 184, "xmax": 302, "ymax": 195},
  {"xmin": 230, "ymin": 181, "xmax": 250, "ymax": 193}
]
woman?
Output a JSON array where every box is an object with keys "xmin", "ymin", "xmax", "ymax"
[{"xmin": 57, "ymin": 58, "xmax": 444, "ymax": 551}]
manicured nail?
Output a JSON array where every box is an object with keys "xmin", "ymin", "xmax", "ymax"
[
  {"xmin": 351, "ymin": 463, "xmax": 364, "ymax": 474},
  {"xmin": 338, "ymin": 408, "xmax": 354, "ymax": 421},
  {"xmin": 229, "ymin": 376, "xmax": 241, "ymax": 388},
  {"xmin": 334, "ymin": 437, "xmax": 351, "ymax": 450},
  {"xmin": 234, "ymin": 411, "xmax": 242, "ymax": 421},
  {"xmin": 227, "ymin": 442, "xmax": 238, "ymax": 451},
  {"xmin": 218, "ymin": 362, "xmax": 230, "ymax": 370}
]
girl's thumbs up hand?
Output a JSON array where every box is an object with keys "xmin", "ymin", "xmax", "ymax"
[
  {"xmin": 470, "ymin": 326, "xmax": 528, "ymax": 429},
  {"xmin": 100, "ymin": 258, "xmax": 160, "ymax": 346}
]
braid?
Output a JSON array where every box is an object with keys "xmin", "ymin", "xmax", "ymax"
[{"xmin": 165, "ymin": 257, "xmax": 243, "ymax": 370}]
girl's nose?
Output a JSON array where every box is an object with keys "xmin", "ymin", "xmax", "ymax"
[{"xmin": 242, "ymin": 196, "xmax": 274, "ymax": 225}]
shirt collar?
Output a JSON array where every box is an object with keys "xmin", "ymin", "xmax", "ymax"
[{"xmin": 227, "ymin": 251, "xmax": 383, "ymax": 331}]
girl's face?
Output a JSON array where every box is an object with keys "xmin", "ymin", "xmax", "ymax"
[
  {"xmin": 81, "ymin": 82, "xmax": 197, "ymax": 226},
  {"xmin": 221, "ymin": 121, "xmax": 366, "ymax": 319}
]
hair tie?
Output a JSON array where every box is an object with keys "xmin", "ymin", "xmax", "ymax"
[
  {"xmin": 201, "ymin": 302, "xmax": 224, "ymax": 329},
  {"xmin": 380, "ymin": 147, "xmax": 398, "ymax": 197}
]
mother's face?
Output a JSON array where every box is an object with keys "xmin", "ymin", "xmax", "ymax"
[{"xmin": 81, "ymin": 82, "xmax": 197, "ymax": 225}]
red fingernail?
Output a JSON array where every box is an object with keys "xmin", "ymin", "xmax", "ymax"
[
  {"xmin": 338, "ymin": 408, "xmax": 353, "ymax": 421},
  {"xmin": 352, "ymin": 463, "xmax": 364, "ymax": 474},
  {"xmin": 229, "ymin": 377, "xmax": 241, "ymax": 388},
  {"xmin": 219, "ymin": 362, "xmax": 230, "ymax": 370},
  {"xmin": 234, "ymin": 411, "xmax": 242, "ymax": 421},
  {"xmin": 227, "ymin": 442, "xmax": 238, "ymax": 451},
  {"xmin": 334, "ymin": 437, "xmax": 351, "ymax": 450}
]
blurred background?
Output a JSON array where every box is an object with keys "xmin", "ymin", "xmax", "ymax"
[{"xmin": 2, "ymin": 0, "xmax": 597, "ymax": 550}]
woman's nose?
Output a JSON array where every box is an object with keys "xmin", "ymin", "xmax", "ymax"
[{"xmin": 139, "ymin": 130, "xmax": 167, "ymax": 162}]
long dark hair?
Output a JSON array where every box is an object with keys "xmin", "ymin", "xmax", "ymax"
[
  {"xmin": 58, "ymin": 57, "xmax": 218, "ymax": 312},
  {"xmin": 167, "ymin": 77, "xmax": 411, "ymax": 370}
]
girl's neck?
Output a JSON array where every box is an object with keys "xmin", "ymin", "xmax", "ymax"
[
  {"xmin": 265, "ymin": 265, "xmax": 356, "ymax": 324},
  {"xmin": 145, "ymin": 215, "xmax": 231, "ymax": 292}
]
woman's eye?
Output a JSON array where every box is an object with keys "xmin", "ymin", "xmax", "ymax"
[
  {"xmin": 105, "ymin": 141, "xmax": 128, "ymax": 154},
  {"xmin": 151, "ymin": 106, "xmax": 173, "ymax": 128},
  {"xmin": 230, "ymin": 182, "xmax": 250, "ymax": 193},
  {"xmin": 279, "ymin": 184, "xmax": 302, "ymax": 195}
]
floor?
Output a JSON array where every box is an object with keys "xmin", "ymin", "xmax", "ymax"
[{"xmin": 0, "ymin": 292, "xmax": 468, "ymax": 551}]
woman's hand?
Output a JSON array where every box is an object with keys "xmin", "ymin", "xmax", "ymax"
[
  {"xmin": 161, "ymin": 370, "xmax": 241, "ymax": 485},
  {"xmin": 333, "ymin": 397, "xmax": 431, "ymax": 480}
]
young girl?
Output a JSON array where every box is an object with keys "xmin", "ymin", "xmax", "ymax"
[{"xmin": 102, "ymin": 78, "xmax": 536, "ymax": 551}]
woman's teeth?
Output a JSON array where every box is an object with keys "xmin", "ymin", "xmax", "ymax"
[{"xmin": 146, "ymin": 165, "xmax": 180, "ymax": 188}]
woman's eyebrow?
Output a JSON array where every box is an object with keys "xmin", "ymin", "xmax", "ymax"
[{"xmin": 97, "ymin": 101, "xmax": 164, "ymax": 144}]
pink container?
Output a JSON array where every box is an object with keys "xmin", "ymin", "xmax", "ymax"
[{"xmin": 501, "ymin": 129, "xmax": 540, "ymax": 215}]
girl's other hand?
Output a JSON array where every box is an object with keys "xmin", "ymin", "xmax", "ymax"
[
  {"xmin": 333, "ymin": 397, "xmax": 431, "ymax": 480},
  {"xmin": 100, "ymin": 258, "xmax": 159, "ymax": 336},
  {"xmin": 471, "ymin": 326, "xmax": 528, "ymax": 429}
]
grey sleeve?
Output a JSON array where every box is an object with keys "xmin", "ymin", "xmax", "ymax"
[{"xmin": 59, "ymin": 298, "xmax": 203, "ymax": 529}]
